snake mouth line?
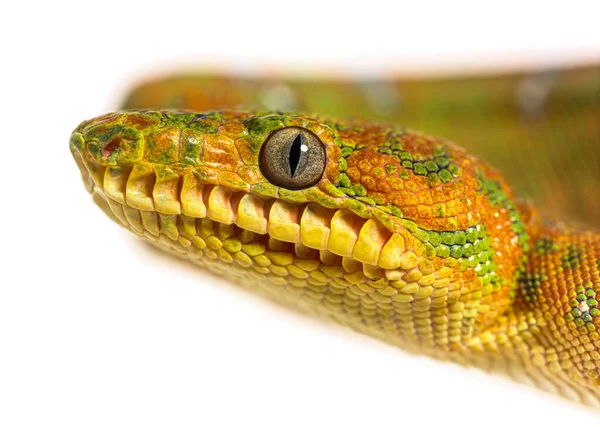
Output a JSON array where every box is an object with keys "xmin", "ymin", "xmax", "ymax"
[{"xmin": 71, "ymin": 143, "xmax": 439, "ymax": 280}]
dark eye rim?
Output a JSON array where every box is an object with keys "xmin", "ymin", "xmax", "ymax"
[{"xmin": 258, "ymin": 126, "xmax": 327, "ymax": 191}]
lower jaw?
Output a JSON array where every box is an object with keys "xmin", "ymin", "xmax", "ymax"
[{"xmin": 72, "ymin": 143, "xmax": 485, "ymax": 351}]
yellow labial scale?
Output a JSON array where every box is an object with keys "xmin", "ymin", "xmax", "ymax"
[
  {"xmin": 352, "ymin": 219, "xmax": 390, "ymax": 265},
  {"xmin": 180, "ymin": 174, "xmax": 206, "ymax": 217},
  {"xmin": 76, "ymin": 151, "xmax": 105, "ymax": 190},
  {"xmin": 198, "ymin": 218, "xmax": 214, "ymax": 238},
  {"xmin": 177, "ymin": 215, "xmax": 197, "ymax": 239},
  {"xmin": 104, "ymin": 166, "xmax": 130, "ymax": 204},
  {"xmin": 153, "ymin": 165, "xmax": 181, "ymax": 215},
  {"xmin": 398, "ymin": 252, "xmax": 420, "ymax": 270},
  {"xmin": 238, "ymin": 229, "xmax": 257, "ymax": 244},
  {"xmin": 106, "ymin": 197, "xmax": 128, "ymax": 226},
  {"xmin": 342, "ymin": 257, "xmax": 362, "ymax": 273},
  {"xmin": 363, "ymin": 264, "xmax": 383, "ymax": 279},
  {"xmin": 120, "ymin": 205, "xmax": 142, "ymax": 233},
  {"xmin": 158, "ymin": 214, "xmax": 179, "ymax": 240},
  {"xmin": 126, "ymin": 162, "xmax": 155, "ymax": 210},
  {"xmin": 295, "ymin": 243, "xmax": 318, "ymax": 259},
  {"xmin": 268, "ymin": 237, "xmax": 288, "ymax": 252},
  {"xmin": 207, "ymin": 186, "xmax": 235, "ymax": 224},
  {"xmin": 300, "ymin": 203, "xmax": 332, "ymax": 249},
  {"xmin": 269, "ymin": 200, "xmax": 300, "ymax": 243},
  {"xmin": 320, "ymin": 250, "xmax": 342, "ymax": 266},
  {"xmin": 216, "ymin": 223, "xmax": 235, "ymax": 240},
  {"xmin": 140, "ymin": 210, "xmax": 159, "ymax": 236},
  {"xmin": 327, "ymin": 209, "xmax": 364, "ymax": 257},
  {"xmin": 378, "ymin": 234, "xmax": 406, "ymax": 269},
  {"xmin": 235, "ymin": 193, "xmax": 268, "ymax": 234}
]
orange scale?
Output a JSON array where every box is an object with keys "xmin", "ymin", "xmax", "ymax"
[
  {"xmin": 432, "ymin": 188, "xmax": 445, "ymax": 203},
  {"xmin": 445, "ymin": 200, "xmax": 462, "ymax": 216},
  {"xmin": 357, "ymin": 160, "xmax": 373, "ymax": 174},
  {"xmin": 122, "ymin": 112, "xmax": 161, "ymax": 130},
  {"xmin": 238, "ymin": 166, "xmax": 264, "ymax": 185},
  {"xmin": 417, "ymin": 205, "xmax": 434, "ymax": 219},
  {"xmin": 221, "ymin": 119, "xmax": 247, "ymax": 136},
  {"xmin": 417, "ymin": 191, "xmax": 434, "ymax": 205},
  {"xmin": 202, "ymin": 134, "xmax": 242, "ymax": 172},
  {"xmin": 361, "ymin": 176, "xmax": 378, "ymax": 191},
  {"xmin": 402, "ymin": 192, "xmax": 419, "ymax": 206},
  {"xmin": 431, "ymin": 218, "xmax": 449, "ymax": 230},
  {"xmin": 418, "ymin": 218, "xmax": 434, "ymax": 228},
  {"xmin": 386, "ymin": 176, "xmax": 404, "ymax": 190},
  {"xmin": 401, "ymin": 206, "xmax": 418, "ymax": 220},
  {"xmin": 404, "ymin": 180, "xmax": 419, "ymax": 192},
  {"xmin": 456, "ymin": 214, "xmax": 471, "ymax": 229},
  {"xmin": 346, "ymin": 167, "xmax": 361, "ymax": 182},
  {"xmin": 369, "ymin": 156, "xmax": 384, "ymax": 166}
]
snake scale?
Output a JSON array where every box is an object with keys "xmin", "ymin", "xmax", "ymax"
[{"xmin": 70, "ymin": 66, "xmax": 600, "ymax": 406}]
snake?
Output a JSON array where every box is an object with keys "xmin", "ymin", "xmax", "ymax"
[{"xmin": 69, "ymin": 66, "xmax": 600, "ymax": 407}]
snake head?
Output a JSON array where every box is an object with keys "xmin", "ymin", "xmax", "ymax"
[{"xmin": 70, "ymin": 108, "xmax": 528, "ymax": 343}]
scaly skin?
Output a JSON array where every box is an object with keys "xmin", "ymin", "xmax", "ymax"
[
  {"xmin": 70, "ymin": 108, "xmax": 600, "ymax": 407},
  {"xmin": 122, "ymin": 66, "xmax": 600, "ymax": 228}
]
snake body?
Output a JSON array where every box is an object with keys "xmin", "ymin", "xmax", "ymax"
[{"xmin": 70, "ymin": 70, "xmax": 600, "ymax": 406}]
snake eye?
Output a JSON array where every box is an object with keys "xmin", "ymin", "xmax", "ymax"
[{"xmin": 259, "ymin": 127, "xmax": 326, "ymax": 190}]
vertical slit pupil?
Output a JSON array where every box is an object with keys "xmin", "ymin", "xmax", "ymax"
[{"xmin": 289, "ymin": 133, "xmax": 303, "ymax": 177}]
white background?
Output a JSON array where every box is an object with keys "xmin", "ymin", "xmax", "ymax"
[{"xmin": 1, "ymin": 1, "xmax": 599, "ymax": 426}]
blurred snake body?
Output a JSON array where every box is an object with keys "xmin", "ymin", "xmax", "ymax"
[{"xmin": 70, "ymin": 67, "xmax": 600, "ymax": 406}]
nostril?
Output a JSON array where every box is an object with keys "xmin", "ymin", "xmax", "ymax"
[
  {"xmin": 83, "ymin": 123, "xmax": 144, "ymax": 166},
  {"xmin": 103, "ymin": 136, "xmax": 122, "ymax": 158}
]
